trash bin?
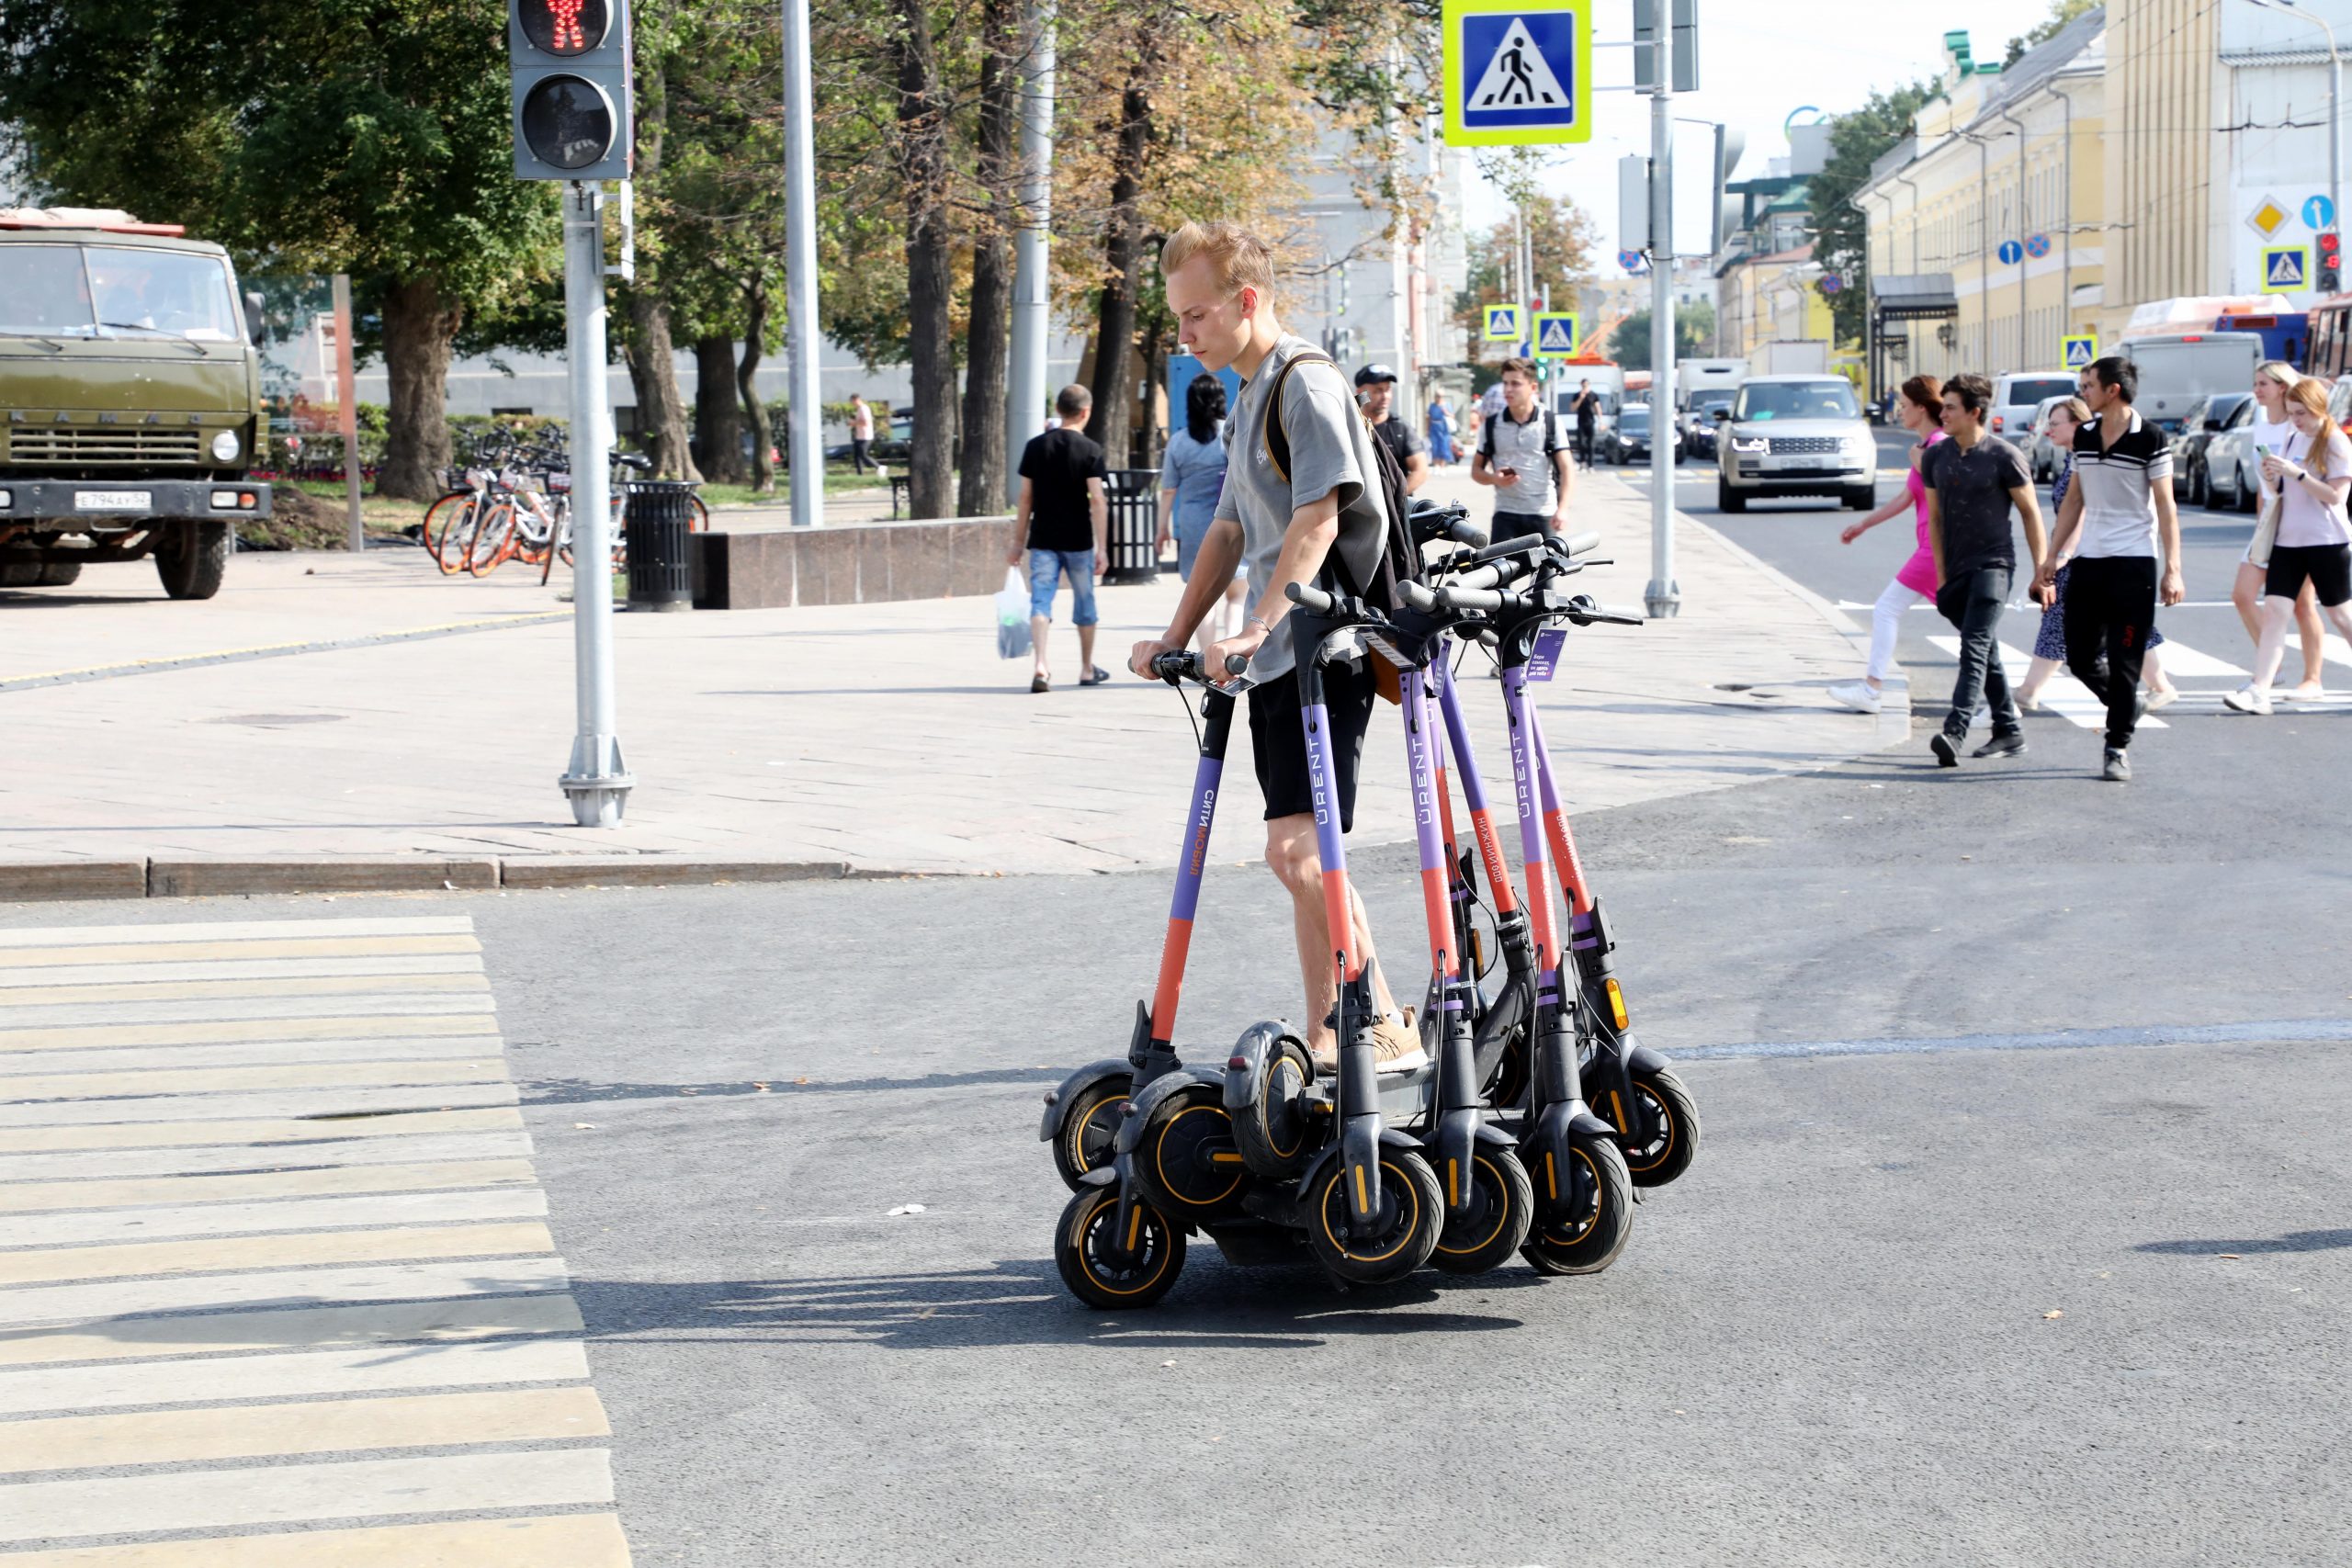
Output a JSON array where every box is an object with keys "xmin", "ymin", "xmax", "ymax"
[
  {"xmin": 624, "ymin": 479, "xmax": 698, "ymax": 612},
  {"xmin": 1102, "ymin": 468, "xmax": 1161, "ymax": 585}
]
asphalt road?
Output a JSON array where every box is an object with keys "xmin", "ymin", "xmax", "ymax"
[{"xmin": 10, "ymin": 447, "xmax": 2350, "ymax": 1565}]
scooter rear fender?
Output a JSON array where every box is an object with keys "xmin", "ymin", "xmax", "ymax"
[
  {"xmin": 1038, "ymin": 1059, "xmax": 1134, "ymax": 1144},
  {"xmin": 1111, "ymin": 1065, "xmax": 1227, "ymax": 1156}
]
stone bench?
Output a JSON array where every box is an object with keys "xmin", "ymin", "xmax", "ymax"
[{"xmin": 690, "ymin": 515, "xmax": 1013, "ymax": 609}]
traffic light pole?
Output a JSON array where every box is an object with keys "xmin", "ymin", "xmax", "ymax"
[
  {"xmin": 781, "ymin": 0, "xmax": 824, "ymax": 528},
  {"xmin": 1645, "ymin": 12, "xmax": 1679, "ymax": 619},
  {"xmin": 558, "ymin": 182, "xmax": 633, "ymax": 828}
]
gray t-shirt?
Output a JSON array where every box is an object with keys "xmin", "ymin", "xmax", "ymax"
[
  {"xmin": 1213, "ymin": 334, "xmax": 1388, "ymax": 681},
  {"xmin": 1920, "ymin": 433, "xmax": 2031, "ymax": 580},
  {"xmin": 1478, "ymin": 403, "xmax": 1562, "ymax": 515}
]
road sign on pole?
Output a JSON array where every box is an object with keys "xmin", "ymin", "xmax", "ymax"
[
  {"xmin": 1484, "ymin": 303, "xmax": 1524, "ymax": 342},
  {"xmin": 1442, "ymin": 0, "xmax": 1592, "ymax": 146},
  {"xmin": 1996, "ymin": 239, "xmax": 2024, "ymax": 265},
  {"xmin": 2264, "ymin": 245, "xmax": 2311, "ymax": 290},
  {"xmin": 2061, "ymin": 333, "xmax": 2098, "ymax": 370},
  {"xmin": 1533, "ymin": 311, "xmax": 1581, "ymax": 357},
  {"xmin": 2025, "ymin": 233, "xmax": 2051, "ymax": 259},
  {"xmin": 2305, "ymin": 194, "xmax": 2336, "ymax": 231}
]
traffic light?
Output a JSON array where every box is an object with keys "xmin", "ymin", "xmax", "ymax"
[
  {"xmin": 509, "ymin": 0, "xmax": 633, "ymax": 181},
  {"xmin": 2320, "ymin": 231, "xmax": 2342, "ymax": 293}
]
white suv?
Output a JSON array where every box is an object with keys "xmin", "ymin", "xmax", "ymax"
[
  {"xmin": 1714, "ymin": 376, "xmax": 1876, "ymax": 513},
  {"xmin": 1990, "ymin": 372, "xmax": 2079, "ymax": 445}
]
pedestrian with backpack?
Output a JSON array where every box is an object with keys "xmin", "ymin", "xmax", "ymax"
[
  {"xmin": 1473, "ymin": 356, "xmax": 1573, "ymax": 544},
  {"xmin": 1126, "ymin": 219, "xmax": 1427, "ymax": 1074}
]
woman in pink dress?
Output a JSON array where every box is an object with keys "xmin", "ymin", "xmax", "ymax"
[{"xmin": 1828, "ymin": 375, "xmax": 1945, "ymax": 714}]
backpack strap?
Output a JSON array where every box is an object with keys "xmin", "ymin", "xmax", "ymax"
[{"xmin": 1261, "ymin": 349, "xmax": 1340, "ymax": 485}]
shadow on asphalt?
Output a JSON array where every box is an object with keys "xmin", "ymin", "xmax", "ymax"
[
  {"xmin": 570, "ymin": 1265, "xmax": 1537, "ymax": 1350},
  {"xmin": 2133, "ymin": 1229, "xmax": 2352, "ymax": 1256},
  {"xmin": 520, "ymin": 1071, "xmax": 1063, "ymax": 1104}
]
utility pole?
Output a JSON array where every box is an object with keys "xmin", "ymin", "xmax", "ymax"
[
  {"xmin": 1645, "ymin": 6, "xmax": 1679, "ymax": 618},
  {"xmin": 557, "ymin": 185, "xmax": 633, "ymax": 827},
  {"xmin": 1007, "ymin": 0, "xmax": 1057, "ymax": 505},
  {"xmin": 781, "ymin": 0, "xmax": 824, "ymax": 528}
]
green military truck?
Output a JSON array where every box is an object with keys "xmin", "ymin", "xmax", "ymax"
[{"xmin": 0, "ymin": 208, "xmax": 272, "ymax": 599}]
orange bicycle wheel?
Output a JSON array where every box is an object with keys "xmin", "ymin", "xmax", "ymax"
[{"xmin": 466, "ymin": 502, "xmax": 516, "ymax": 577}]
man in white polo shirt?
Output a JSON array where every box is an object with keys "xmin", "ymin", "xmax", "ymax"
[
  {"xmin": 1471, "ymin": 356, "xmax": 1573, "ymax": 544},
  {"xmin": 2032, "ymin": 355, "xmax": 2184, "ymax": 783}
]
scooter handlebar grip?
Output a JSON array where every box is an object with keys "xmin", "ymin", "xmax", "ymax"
[
  {"xmin": 1444, "ymin": 517, "xmax": 1488, "ymax": 547},
  {"xmin": 1150, "ymin": 652, "xmax": 1202, "ymax": 682},
  {"xmin": 1562, "ymin": 530, "xmax": 1602, "ymax": 558},
  {"xmin": 1285, "ymin": 581, "xmax": 1337, "ymax": 615},
  {"xmin": 1465, "ymin": 533, "xmax": 1549, "ymax": 568},
  {"xmin": 1397, "ymin": 581, "xmax": 1441, "ymax": 613},
  {"xmin": 1436, "ymin": 584, "xmax": 1505, "ymax": 613},
  {"xmin": 1223, "ymin": 652, "xmax": 1252, "ymax": 674}
]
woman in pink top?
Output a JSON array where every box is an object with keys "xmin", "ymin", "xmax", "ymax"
[{"xmin": 1828, "ymin": 375, "xmax": 1944, "ymax": 713}]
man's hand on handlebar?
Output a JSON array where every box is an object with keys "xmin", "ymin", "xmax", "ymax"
[
  {"xmin": 1204, "ymin": 622, "xmax": 1267, "ymax": 683},
  {"xmin": 1128, "ymin": 637, "xmax": 1178, "ymax": 680}
]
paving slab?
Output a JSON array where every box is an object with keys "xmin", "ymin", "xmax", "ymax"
[{"xmin": 0, "ymin": 472, "xmax": 1899, "ymax": 884}]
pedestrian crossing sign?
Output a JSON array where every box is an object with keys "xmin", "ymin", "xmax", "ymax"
[
  {"xmin": 2264, "ymin": 244, "xmax": 2310, "ymax": 289},
  {"xmin": 2061, "ymin": 333, "xmax": 2098, "ymax": 371},
  {"xmin": 1484, "ymin": 303, "xmax": 1524, "ymax": 343},
  {"xmin": 1533, "ymin": 311, "xmax": 1581, "ymax": 357},
  {"xmin": 1442, "ymin": 0, "xmax": 1592, "ymax": 147}
]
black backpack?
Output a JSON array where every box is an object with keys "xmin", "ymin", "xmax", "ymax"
[{"xmin": 1261, "ymin": 351, "xmax": 1421, "ymax": 615}]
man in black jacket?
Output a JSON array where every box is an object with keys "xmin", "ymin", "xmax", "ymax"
[{"xmin": 1353, "ymin": 364, "xmax": 1430, "ymax": 495}]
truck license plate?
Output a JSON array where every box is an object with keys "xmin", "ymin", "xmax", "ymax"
[
  {"xmin": 74, "ymin": 490, "xmax": 153, "ymax": 511},
  {"xmin": 1784, "ymin": 457, "xmax": 1825, "ymax": 470}
]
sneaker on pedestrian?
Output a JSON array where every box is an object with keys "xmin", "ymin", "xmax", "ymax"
[
  {"xmin": 2282, "ymin": 682, "xmax": 2327, "ymax": 702},
  {"xmin": 1310, "ymin": 1017, "xmax": 1430, "ymax": 1076},
  {"xmin": 2145, "ymin": 686, "xmax": 2180, "ymax": 711},
  {"xmin": 1930, "ymin": 731, "xmax": 1961, "ymax": 768},
  {"xmin": 2102, "ymin": 747, "xmax": 2132, "ymax": 783},
  {"xmin": 1973, "ymin": 732, "xmax": 2028, "ymax": 759},
  {"xmin": 1827, "ymin": 682, "xmax": 1881, "ymax": 713},
  {"xmin": 2222, "ymin": 685, "xmax": 2272, "ymax": 716}
]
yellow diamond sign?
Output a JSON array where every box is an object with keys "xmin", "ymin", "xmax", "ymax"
[{"xmin": 2248, "ymin": 196, "xmax": 2291, "ymax": 238}]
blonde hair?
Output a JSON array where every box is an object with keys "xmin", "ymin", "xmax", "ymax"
[
  {"xmin": 2284, "ymin": 376, "xmax": 2342, "ymax": 478},
  {"xmin": 2053, "ymin": 396, "xmax": 2092, "ymax": 426},
  {"xmin": 2256, "ymin": 359, "xmax": 2303, "ymax": 391},
  {"xmin": 1160, "ymin": 221, "xmax": 1274, "ymax": 304}
]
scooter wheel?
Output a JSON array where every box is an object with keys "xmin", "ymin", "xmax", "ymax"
[
  {"xmin": 1132, "ymin": 1083, "xmax": 1249, "ymax": 1224},
  {"xmin": 1231, "ymin": 1035, "xmax": 1317, "ymax": 1180},
  {"xmin": 1621, "ymin": 1066, "xmax": 1700, "ymax": 1189},
  {"xmin": 1521, "ymin": 1130, "xmax": 1633, "ymax": 1276},
  {"xmin": 1055, "ymin": 1188, "xmax": 1185, "ymax": 1310},
  {"xmin": 1428, "ymin": 1146, "xmax": 1534, "ymax": 1276},
  {"xmin": 1050, "ymin": 1074, "xmax": 1132, "ymax": 1193},
  {"xmin": 1306, "ymin": 1148, "xmax": 1443, "ymax": 1285}
]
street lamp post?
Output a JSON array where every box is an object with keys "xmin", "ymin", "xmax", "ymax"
[{"xmin": 781, "ymin": 0, "xmax": 824, "ymax": 528}]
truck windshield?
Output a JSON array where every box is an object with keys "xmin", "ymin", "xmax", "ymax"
[
  {"xmin": 1736, "ymin": 381, "xmax": 1860, "ymax": 422},
  {"xmin": 0, "ymin": 243, "xmax": 239, "ymax": 343}
]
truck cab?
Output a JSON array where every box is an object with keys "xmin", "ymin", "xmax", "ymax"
[{"xmin": 0, "ymin": 209, "xmax": 272, "ymax": 598}]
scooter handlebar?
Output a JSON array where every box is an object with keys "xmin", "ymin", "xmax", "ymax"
[
  {"xmin": 1284, "ymin": 581, "xmax": 1338, "ymax": 615},
  {"xmin": 1150, "ymin": 651, "xmax": 1252, "ymax": 683},
  {"xmin": 1561, "ymin": 530, "xmax": 1602, "ymax": 558}
]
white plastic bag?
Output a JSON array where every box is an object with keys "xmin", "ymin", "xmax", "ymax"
[{"xmin": 995, "ymin": 567, "xmax": 1033, "ymax": 660}]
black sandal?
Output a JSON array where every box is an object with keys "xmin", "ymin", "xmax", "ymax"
[
  {"xmin": 1079, "ymin": 666, "xmax": 1113, "ymax": 686},
  {"xmin": 1031, "ymin": 674, "xmax": 1049, "ymax": 694}
]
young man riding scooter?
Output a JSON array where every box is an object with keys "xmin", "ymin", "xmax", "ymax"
[{"xmin": 1128, "ymin": 220, "xmax": 1425, "ymax": 1075}]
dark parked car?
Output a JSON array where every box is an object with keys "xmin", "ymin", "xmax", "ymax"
[
  {"xmin": 2168, "ymin": 393, "xmax": 2252, "ymax": 509},
  {"xmin": 1609, "ymin": 403, "xmax": 1685, "ymax": 465}
]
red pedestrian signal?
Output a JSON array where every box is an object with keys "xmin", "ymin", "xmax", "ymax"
[
  {"xmin": 508, "ymin": 0, "xmax": 631, "ymax": 181},
  {"xmin": 519, "ymin": 0, "xmax": 609, "ymax": 56},
  {"xmin": 2320, "ymin": 231, "xmax": 2342, "ymax": 293}
]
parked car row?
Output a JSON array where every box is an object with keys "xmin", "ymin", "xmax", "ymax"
[{"xmin": 2018, "ymin": 374, "xmax": 2352, "ymax": 513}]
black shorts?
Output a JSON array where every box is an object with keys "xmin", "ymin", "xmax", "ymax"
[
  {"xmin": 2267, "ymin": 542, "xmax": 2352, "ymax": 606},
  {"xmin": 1249, "ymin": 660, "xmax": 1376, "ymax": 832},
  {"xmin": 1491, "ymin": 511, "xmax": 1551, "ymax": 545}
]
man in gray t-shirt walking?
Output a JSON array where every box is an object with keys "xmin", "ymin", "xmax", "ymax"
[
  {"xmin": 1473, "ymin": 356, "xmax": 1572, "ymax": 545},
  {"xmin": 1125, "ymin": 220, "xmax": 1423, "ymax": 1074}
]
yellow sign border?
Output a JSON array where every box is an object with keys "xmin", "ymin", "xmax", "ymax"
[
  {"xmin": 1442, "ymin": 0, "xmax": 1593, "ymax": 148},
  {"xmin": 1483, "ymin": 303, "xmax": 1525, "ymax": 343},
  {"xmin": 1532, "ymin": 311, "xmax": 1583, "ymax": 357},
  {"xmin": 2262, "ymin": 244, "xmax": 2311, "ymax": 289},
  {"xmin": 2060, "ymin": 332, "xmax": 2098, "ymax": 370}
]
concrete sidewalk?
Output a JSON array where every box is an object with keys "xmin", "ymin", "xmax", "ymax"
[{"xmin": 1, "ymin": 471, "xmax": 1902, "ymax": 897}]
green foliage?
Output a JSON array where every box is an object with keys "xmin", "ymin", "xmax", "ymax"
[
  {"xmin": 2006, "ymin": 0, "xmax": 2099, "ymax": 66},
  {"xmin": 1807, "ymin": 80, "xmax": 1939, "ymax": 346},
  {"xmin": 1453, "ymin": 190, "xmax": 1599, "ymax": 353},
  {"xmin": 1612, "ymin": 304, "xmax": 1715, "ymax": 368}
]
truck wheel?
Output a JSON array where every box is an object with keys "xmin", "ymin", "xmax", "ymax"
[
  {"xmin": 1716, "ymin": 479, "xmax": 1746, "ymax": 513},
  {"xmin": 155, "ymin": 522, "xmax": 230, "ymax": 601},
  {"xmin": 36, "ymin": 559, "xmax": 82, "ymax": 588},
  {"xmin": 0, "ymin": 559, "xmax": 40, "ymax": 589}
]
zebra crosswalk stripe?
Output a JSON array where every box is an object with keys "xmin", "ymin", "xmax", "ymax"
[{"xmin": 0, "ymin": 913, "xmax": 633, "ymax": 1561}]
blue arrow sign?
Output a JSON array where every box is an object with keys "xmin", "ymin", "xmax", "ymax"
[
  {"xmin": 1996, "ymin": 239, "xmax": 2025, "ymax": 265},
  {"xmin": 2306, "ymin": 194, "xmax": 2336, "ymax": 231}
]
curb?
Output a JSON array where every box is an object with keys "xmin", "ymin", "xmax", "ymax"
[{"xmin": 0, "ymin": 856, "xmax": 857, "ymax": 904}]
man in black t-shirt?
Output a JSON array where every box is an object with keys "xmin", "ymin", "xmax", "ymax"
[
  {"xmin": 1919, "ymin": 373, "xmax": 2049, "ymax": 767},
  {"xmin": 1006, "ymin": 385, "xmax": 1111, "ymax": 693},
  {"xmin": 1570, "ymin": 379, "xmax": 1600, "ymax": 468},
  {"xmin": 1352, "ymin": 364, "xmax": 1430, "ymax": 494}
]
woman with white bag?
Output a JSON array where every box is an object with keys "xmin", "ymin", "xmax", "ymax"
[
  {"xmin": 2225, "ymin": 375, "xmax": 2352, "ymax": 713},
  {"xmin": 2230, "ymin": 361, "xmax": 2329, "ymax": 699}
]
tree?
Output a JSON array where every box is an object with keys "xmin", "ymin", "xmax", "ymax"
[
  {"xmin": 1611, "ymin": 303, "xmax": 1715, "ymax": 367},
  {"xmin": 956, "ymin": 0, "xmax": 1024, "ymax": 514},
  {"xmin": 1453, "ymin": 188, "xmax": 1600, "ymax": 348},
  {"xmin": 2006, "ymin": 0, "xmax": 2099, "ymax": 66},
  {"xmin": 1806, "ymin": 81, "xmax": 1937, "ymax": 347},
  {"xmin": 0, "ymin": 0, "xmax": 561, "ymax": 500}
]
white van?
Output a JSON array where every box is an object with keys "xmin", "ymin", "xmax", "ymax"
[
  {"xmin": 1989, "ymin": 372, "xmax": 2078, "ymax": 444},
  {"xmin": 2119, "ymin": 333, "xmax": 2264, "ymax": 433}
]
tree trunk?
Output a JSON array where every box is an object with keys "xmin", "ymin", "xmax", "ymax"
[
  {"xmin": 1089, "ymin": 50, "xmax": 1159, "ymax": 470},
  {"xmin": 624, "ymin": 291, "xmax": 701, "ymax": 481},
  {"xmin": 892, "ymin": 0, "xmax": 958, "ymax": 521},
  {"xmin": 956, "ymin": 0, "xmax": 1021, "ymax": 517},
  {"xmin": 694, "ymin": 333, "xmax": 745, "ymax": 484},
  {"xmin": 376, "ymin": 273, "xmax": 463, "ymax": 501},
  {"xmin": 739, "ymin": 280, "xmax": 775, "ymax": 496}
]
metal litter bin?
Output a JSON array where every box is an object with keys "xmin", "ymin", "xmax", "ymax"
[
  {"xmin": 625, "ymin": 479, "xmax": 698, "ymax": 612},
  {"xmin": 1102, "ymin": 468, "xmax": 1161, "ymax": 585}
]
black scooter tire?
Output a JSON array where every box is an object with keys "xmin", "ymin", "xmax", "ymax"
[
  {"xmin": 1521, "ymin": 1131, "xmax": 1633, "ymax": 1277},
  {"xmin": 1231, "ymin": 1036, "xmax": 1317, "ymax": 1180},
  {"xmin": 1622, "ymin": 1066, "xmax": 1700, "ymax": 1189},
  {"xmin": 1132, "ymin": 1083, "xmax": 1249, "ymax": 1224},
  {"xmin": 1428, "ymin": 1146, "xmax": 1535, "ymax": 1276},
  {"xmin": 1051, "ymin": 1075, "xmax": 1132, "ymax": 1193},
  {"xmin": 1055, "ymin": 1189, "xmax": 1185, "ymax": 1310},
  {"xmin": 1306, "ymin": 1148, "xmax": 1444, "ymax": 1285}
]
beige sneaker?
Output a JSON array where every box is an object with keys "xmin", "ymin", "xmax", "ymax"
[{"xmin": 1311, "ymin": 1014, "xmax": 1430, "ymax": 1076}]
